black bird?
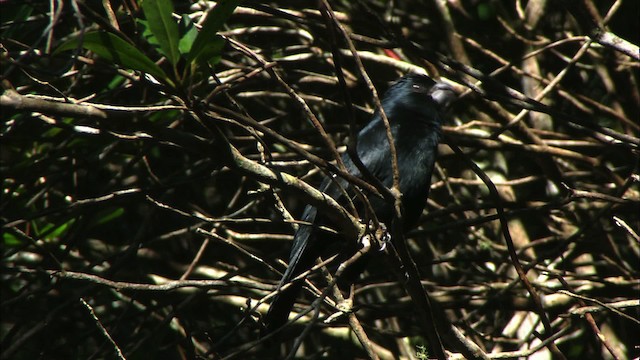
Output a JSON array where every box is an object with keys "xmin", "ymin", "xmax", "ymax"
[{"xmin": 263, "ymin": 73, "xmax": 456, "ymax": 334}]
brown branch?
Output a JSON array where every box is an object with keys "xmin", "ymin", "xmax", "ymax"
[{"xmin": 1, "ymin": 88, "xmax": 107, "ymax": 118}]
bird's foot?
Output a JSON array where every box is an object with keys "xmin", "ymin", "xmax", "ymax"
[{"xmin": 372, "ymin": 222, "xmax": 391, "ymax": 251}]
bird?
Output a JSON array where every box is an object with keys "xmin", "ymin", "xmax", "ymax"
[{"xmin": 263, "ymin": 73, "xmax": 457, "ymax": 335}]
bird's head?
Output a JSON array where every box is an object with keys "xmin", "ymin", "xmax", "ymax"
[{"xmin": 382, "ymin": 73, "xmax": 457, "ymax": 124}]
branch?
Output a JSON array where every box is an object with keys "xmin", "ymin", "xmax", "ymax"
[{"xmin": 1, "ymin": 89, "xmax": 107, "ymax": 118}]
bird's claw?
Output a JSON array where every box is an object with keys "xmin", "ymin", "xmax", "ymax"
[{"xmin": 373, "ymin": 222, "xmax": 391, "ymax": 251}]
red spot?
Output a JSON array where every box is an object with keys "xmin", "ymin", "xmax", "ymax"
[{"xmin": 383, "ymin": 49, "xmax": 401, "ymax": 60}]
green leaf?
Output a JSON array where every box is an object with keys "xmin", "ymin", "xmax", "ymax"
[
  {"xmin": 141, "ymin": 0, "xmax": 180, "ymax": 65},
  {"xmin": 92, "ymin": 207, "xmax": 125, "ymax": 226},
  {"xmin": 45, "ymin": 219, "xmax": 76, "ymax": 241},
  {"xmin": 138, "ymin": 19, "xmax": 161, "ymax": 48},
  {"xmin": 33, "ymin": 219, "xmax": 76, "ymax": 241},
  {"xmin": 477, "ymin": 3, "xmax": 495, "ymax": 21},
  {"xmin": 178, "ymin": 15, "xmax": 198, "ymax": 55},
  {"xmin": 3, "ymin": 232, "xmax": 23, "ymax": 247},
  {"xmin": 197, "ymin": 35, "xmax": 225, "ymax": 66},
  {"xmin": 55, "ymin": 31, "xmax": 171, "ymax": 86},
  {"xmin": 187, "ymin": 0, "xmax": 240, "ymax": 64},
  {"xmin": 107, "ymin": 74, "xmax": 127, "ymax": 90}
]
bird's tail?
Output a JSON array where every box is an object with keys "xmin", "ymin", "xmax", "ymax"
[
  {"xmin": 262, "ymin": 210, "xmax": 318, "ymax": 336},
  {"xmin": 262, "ymin": 279, "xmax": 303, "ymax": 336}
]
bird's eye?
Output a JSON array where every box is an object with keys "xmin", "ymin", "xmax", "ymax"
[{"xmin": 412, "ymin": 84, "xmax": 422, "ymax": 90}]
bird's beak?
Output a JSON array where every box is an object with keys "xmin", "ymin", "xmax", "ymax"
[{"xmin": 430, "ymin": 83, "xmax": 457, "ymax": 109}]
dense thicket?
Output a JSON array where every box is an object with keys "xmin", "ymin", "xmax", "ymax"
[{"xmin": 2, "ymin": 1, "xmax": 638, "ymax": 359}]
